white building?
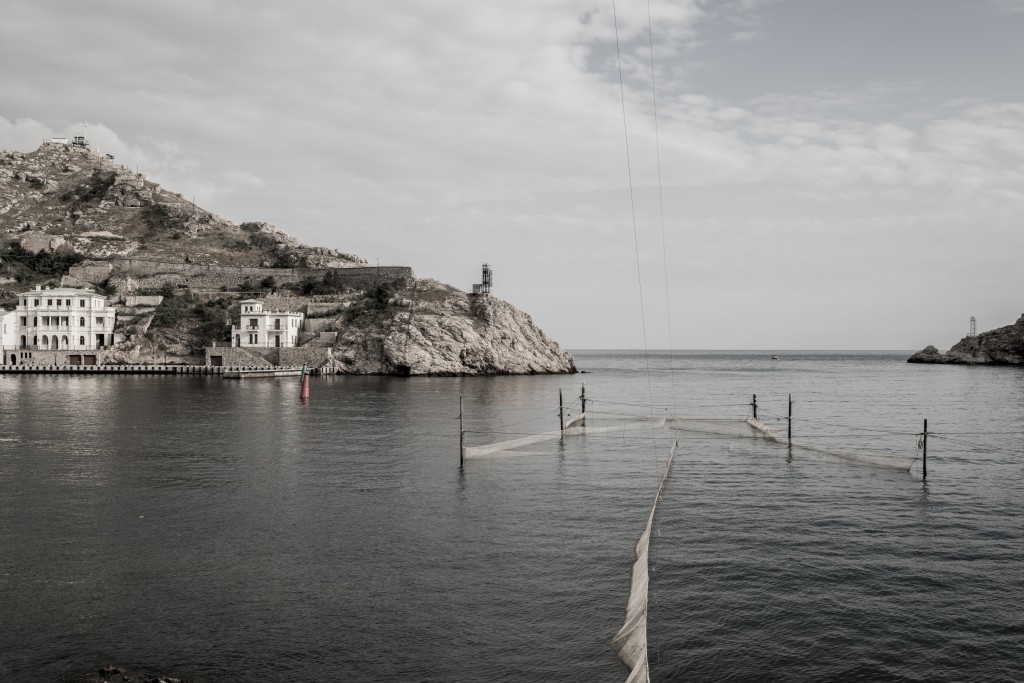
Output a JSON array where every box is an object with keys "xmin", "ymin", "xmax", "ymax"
[
  {"xmin": 231, "ymin": 299, "xmax": 303, "ymax": 348},
  {"xmin": 1, "ymin": 285, "xmax": 116, "ymax": 364}
]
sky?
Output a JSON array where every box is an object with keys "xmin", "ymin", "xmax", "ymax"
[{"xmin": 2, "ymin": 0, "xmax": 1023, "ymax": 350}]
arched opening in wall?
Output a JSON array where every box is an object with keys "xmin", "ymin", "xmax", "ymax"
[
  {"xmin": 42, "ymin": 335, "xmax": 49, "ymax": 348},
  {"xmin": 9, "ymin": 354, "xmax": 15, "ymax": 365},
  {"xmin": 20, "ymin": 335, "xmax": 26, "ymax": 349},
  {"xmin": 79, "ymin": 336, "xmax": 85, "ymax": 346},
  {"xmin": 51, "ymin": 337, "xmax": 59, "ymax": 350},
  {"xmin": 235, "ymin": 334, "xmax": 240, "ymax": 347},
  {"xmin": 62, "ymin": 336, "xmax": 69, "ymax": 348},
  {"xmin": 79, "ymin": 317, "xmax": 85, "ymax": 326}
]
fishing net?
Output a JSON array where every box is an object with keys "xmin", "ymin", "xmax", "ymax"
[
  {"xmin": 460, "ymin": 404, "xmax": 918, "ymax": 682},
  {"xmin": 610, "ymin": 439, "xmax": 677, "ymax": 683}
]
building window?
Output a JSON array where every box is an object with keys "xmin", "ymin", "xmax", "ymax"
[
  {"xmin": 61, "ymin": 335, "xmax": 68, "ymax": 347},
  {"xmin": 96, "ymin": 318, "xmax": 104, "ymax": 327},
  {"xmin": 79, "ymin": 299, "xmax": 85, "ymax": 307},
  {"xmin": 79, "ymin": 317, "xmax": 85, "ymax": 326},
  {"xmin": 56, "ymin": 299, "xmax": 61, "ymax": 307},
  {"xmin": 79, "ymin": 336, "xmax": 85, "ymax": 345},
  {"xmin": 42, "ymin": 335, "xmax": 49, "ymax": 347},
  {"xmin": 34, "ymin": 299, "xmax": 39, "ymax": 306},
  {"xmin": 61, "ymin": 317, "xmax": 68, "ymax": 326},
  {"xmin": 65, "ymin": 299, "xmax": 70, "ymax": 306},
  {"xmin": 20, "ymin": 317, "xmax": 26, "ymax": 326},
  {"xmin": 47, "ymin": 299, "xmax": 52, "ymax": 306}
]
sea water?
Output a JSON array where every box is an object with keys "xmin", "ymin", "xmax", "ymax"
[{"xmin": 0, "ymin": 352, "xmax": 1021, "ymax": 681}]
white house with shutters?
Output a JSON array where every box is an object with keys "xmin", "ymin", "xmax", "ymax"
[
  {"xmin": 231, "ymin": 299, "xmax": 303, "ymax": 348},
  {"xmin": 1, "ymin": 285, "xmax": 116, "ymax": 365}
]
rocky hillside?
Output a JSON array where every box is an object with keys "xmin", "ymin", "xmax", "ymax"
[
  {"xmin": 908, "ymin": 315, "xmax": 1024, "ymax": 365},
  {"xmin": 0, "ymin": 142, "xmax": 576, "ymax": 375}
]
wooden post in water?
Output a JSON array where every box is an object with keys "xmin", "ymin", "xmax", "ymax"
[
  {"xmin": 459, "ymin": 397, "xmax": 465, "ymax": 468},
  {"xmin": 559, "ymin": 388, "xmax": 565, "ymax": 433},
  {"xmin": 581, "ymin": 384, "xmax": 586, "ymax": 427},
  {"xmin": 752, "ymin": 394, "xmax": 758, "ymax": 421},
  {"xmin": 787, "ymin": 394, "xmax": 793, "ymax": 446},
  {"xmin": 922, "ymin": 418, "xmax": 928, "ymax": 479}
]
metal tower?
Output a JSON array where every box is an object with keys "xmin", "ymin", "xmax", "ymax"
[{"xmin": 472, "ymin": 262, "xmax": 493, "ymax": 295}]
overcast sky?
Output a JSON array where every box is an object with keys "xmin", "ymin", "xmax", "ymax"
[{"xmin": 3, "ymin": 0, "xmax": 1023, "ymax": 349}]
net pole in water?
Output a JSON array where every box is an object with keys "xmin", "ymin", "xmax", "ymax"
[
  {"xmin": 788, "ymin": 394, "xmax": 793, "ymax": 446},
  {"xmin": 752, "ymin": 393, "xmax": 758, "ymax": 420},
  {"xmin": 459, "ymin": 397, "xmax": 465, "ymax": 468},
  {"xmin": 922, "ymin": 418, "xmax": 928, "ymax": 479},
  {"xmin": 581, "ymin": 384, "xmax": 586, "ymax": 427}
]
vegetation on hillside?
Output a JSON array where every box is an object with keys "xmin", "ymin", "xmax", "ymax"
[
  {"xmin": 58, "ymin": 169, "xmax": 116, "ymax": 207},
  {"xmin": 1, "ymin": 242, "xmax": 85, "ymax": 282},
  {"xmin": 149, "ymin": 287, "xmax": 231, "ymax": 350}
]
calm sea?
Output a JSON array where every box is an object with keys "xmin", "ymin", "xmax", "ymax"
[{"xmin": 1, "ymin": 351, "xmax": 1021, "ymax": 682}]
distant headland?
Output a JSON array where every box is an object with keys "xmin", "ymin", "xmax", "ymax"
[{"xmin": 908, "ymin": 314, "xmax": 1024, "ymax": 365}]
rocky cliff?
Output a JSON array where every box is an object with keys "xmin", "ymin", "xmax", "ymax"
[
  {"xmin": 908, "ymin": 315, "xmax": 1024, "ymax": 364},
  {"xmin": 331, "ymin": 279, "xmax": 576, "ymax": 375},
  {"xmin": 0, "ymin": 142, "xmax": 576, "ymax": 375}
]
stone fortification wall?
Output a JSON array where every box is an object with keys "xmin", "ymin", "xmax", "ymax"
[
  {"xmin": 69, "ymin": 259, "xmax": 412, "ymax": 292},
  {"xmin": 118, "ymin": 259, "xmax": 406, "ymax": 287}
]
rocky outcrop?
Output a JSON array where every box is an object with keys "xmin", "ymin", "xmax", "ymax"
[
  {"xmin": 908, "ymin": 315, "xmax": 1024, "ymax": 364},
  {"xmin": 331, "ymin": 279, "xmax": 576, "ymax": 375}
]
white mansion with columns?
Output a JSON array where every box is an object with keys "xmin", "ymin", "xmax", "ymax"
[{"xmin": 1, "ymin": 285, "xmax": 116, "ymax": 365}]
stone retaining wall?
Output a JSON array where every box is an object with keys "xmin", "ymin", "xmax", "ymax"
[
  {"xmin": 203, "ymin": 345, "xmax": 333, "ymax": 368},
  {"xmin": 1, "ymin": 348, "xmax": 111, "ymax": 367},
  {"xmin": 124, "ymin": 295, "xmax": 164, "ymax": 306},
  {"xmin": 203, "ymin": 347, "xmax": 274, "ymax": 367},
  {"xmin": 303, "ymin": 318, "xmax": 335, "ymax": 334}
]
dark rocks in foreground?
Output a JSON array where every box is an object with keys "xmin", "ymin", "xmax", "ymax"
[
  {"xmin": 908, "ymin": 314, "xmax": 1024, "ymax": 364},
  {"xmin": 68, "ymin": 665, "xmax": 190, "ymax": 683}
]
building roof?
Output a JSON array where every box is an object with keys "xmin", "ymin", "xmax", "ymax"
[{"xmin": 18, "ymin": 285, "xmax": 106, "ymax": 298}]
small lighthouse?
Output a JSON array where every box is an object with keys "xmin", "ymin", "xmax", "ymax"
[{"xmin": 471, "ymin": 262, "xmax": 493, "ymax": 295}]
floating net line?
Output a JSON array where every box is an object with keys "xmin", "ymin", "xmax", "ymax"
[
  {"xmin": 610, "ymin": 438, "xmax": 677, "ymax": 683},
  {"xmin": 463, "ymin": 413, "xmax": 916, "ymax": 471}
]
